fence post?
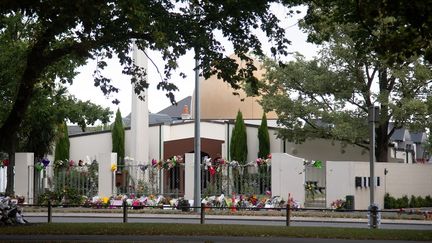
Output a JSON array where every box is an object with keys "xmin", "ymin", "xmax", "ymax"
[
  {"xmin": 286, "ymin": 203, "xmax": 291, "ymax": 226},
  {"xmin": 123, "ymin": 200, "xmax": 128, "ymax": 223},
  {"xmin": 47, "ymin": 200, "xmax": 52, "ymax": 223},
  {"xmin": 200, "ymin": 203, "xmax": 205, "ymax": 224}
]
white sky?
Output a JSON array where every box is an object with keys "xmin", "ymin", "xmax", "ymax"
[{"xmin": 66, "ymin": 5, "xmax": 319, "ymax": 122}]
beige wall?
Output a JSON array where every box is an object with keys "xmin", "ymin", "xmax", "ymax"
[
  {"xmin": 326, "ymin": 161, "xmax": 432, "ymax": 209},
  {"xmin": 285, "ymin": 138, "xmax": 369, "ymax": 162}
]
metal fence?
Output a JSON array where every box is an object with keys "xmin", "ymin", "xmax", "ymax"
[
  {"xmin": 32, "ymin": 163, "xmax": 99, "ymax": 203},
  {"xmin": 201, "ymin": 165, "xmax": 271, "ymax": 196}
]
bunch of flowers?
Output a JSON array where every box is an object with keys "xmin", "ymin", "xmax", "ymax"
[
  {"xmin": 53, "ymin": 159, "xmax": 68, "ymax": 169},
  {"xmin": 331, "ymin": 199, "xmax": 346, "ymax": 210},
  {"xmin": 0, "ymin": 159, "xmax": 9, "ymax": 168},
  {"xmin": 151, "ymin": 155, "xmax": 184, "ymax": 170}
]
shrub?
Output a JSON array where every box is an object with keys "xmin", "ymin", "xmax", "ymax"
[{"xmin": 384, "ymin": 194, "xmax": 432, "ymax": 209}]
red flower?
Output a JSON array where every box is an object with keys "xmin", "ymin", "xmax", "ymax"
[
  {"xmin": 2, "ymin": 159, "xmax": 10, "ymax": 167},
  {"xmin": 209, "ymin": 166, "xmax": 216, "ymax": 176}
]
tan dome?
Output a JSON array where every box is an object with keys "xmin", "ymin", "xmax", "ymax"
[{"xmin": 192, "ymin": 55, "xmax": 277, "ymax": 120}]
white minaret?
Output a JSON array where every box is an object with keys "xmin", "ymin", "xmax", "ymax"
[{"xmin": 130, "ymin": 42, "xmax": 149, "ymax": 167}]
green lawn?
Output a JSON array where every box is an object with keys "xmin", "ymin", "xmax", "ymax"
[{"xmin": 1, "ymin": 223, "xmax": 431, "ymax": 241}]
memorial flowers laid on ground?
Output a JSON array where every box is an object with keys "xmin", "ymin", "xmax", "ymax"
[
  {"xmin": 80, "ymin": 192, "xmax": 300, "ymax": 211},
  {"xmin": 331, "ymin": 199, "xmax": 346, "ymax": 210}
]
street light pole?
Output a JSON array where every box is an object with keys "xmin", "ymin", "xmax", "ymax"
[
  {"xmin": 368, "ymin": 106, "xmax": 379, "ymax": 206},
  {"xmin": 193, "ymin": 48, "xmax": 201, "ymax": 212}
]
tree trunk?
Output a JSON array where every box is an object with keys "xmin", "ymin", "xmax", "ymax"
[{"xmin": 376, "ymin": 123, "xmax": 390, "ymax": 162}]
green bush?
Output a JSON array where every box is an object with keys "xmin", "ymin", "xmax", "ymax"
[
  {"xmin": 425, "ymin": 196, "xmax": 432, "ymax": 206},
  {"xmin": 384, "ymin": 194, "xmax": 432, "ymax": 209}
]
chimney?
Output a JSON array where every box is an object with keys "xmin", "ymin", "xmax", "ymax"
[{"xmin": 181, "ymin": 105, "xmax": 191, "ymax": 119}]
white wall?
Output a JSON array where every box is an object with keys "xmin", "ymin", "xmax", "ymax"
[
  {"xmin": 69, "ymin": 132, "xmax": 112, "ymax": 162},
  {"xmin": 0, "ymin": 167, "xmax": 6, "ymax": 193},
  {"xmin": 326, "ymin": 161, "xmax": 432, "ymax": 209},
  {"xmin": 384, "ymin": 163, "xmax": 432, "ymax": 198},
  {"xmin": 272, "ymin": 153, "xmax": 305, "ymax": 205}
]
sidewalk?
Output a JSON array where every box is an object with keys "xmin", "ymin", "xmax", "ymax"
[{"xmin": 24, "ymin": 212, "xmax": 432, "ymax": 225}]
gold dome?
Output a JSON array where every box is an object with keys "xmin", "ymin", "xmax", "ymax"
[{"xmin": 192, "ymin": 55, "xmax": 277, "ymax": 120}]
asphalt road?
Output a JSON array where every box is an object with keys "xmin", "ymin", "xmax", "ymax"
[
  {"xmin": 0, "ymin": 235, "xmax": 427, "ymax": 243},
  {"xmin": 24, "ymin": 215, "xmax": 432, "ymax": 230}
]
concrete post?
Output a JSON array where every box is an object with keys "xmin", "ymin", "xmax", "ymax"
[
  {"xmin": 98, "ymin": 152, "xmax": 117, "ymax": 198},
  {"xmin": 15, "ymin": 153, "xmax": 34, "ymax": 204},
  {"xmin": 130, "ymin": 42, "xmax": 149, "ymax": 180},
  {"xmin": 271, "ymin": 153, "xmax": 305, "ymax": 206},
  {"xmin": 184, "ymin": 153, "xmax": 194, "ymax": 200}
]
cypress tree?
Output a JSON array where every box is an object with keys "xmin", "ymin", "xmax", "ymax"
[
  {"xmin": 230, "ymin": 111, "xmax": 248, "ymax": 164},
  {"xmin": 258, "ymin": 113, "xmax": 270, "ymax": 159},
  {"xmin": 111, "ymin": 108, "xmax": 125, "ymax": 165},
  {"xmin": 54, "ymin": 121, "xmax": 70, "ymax": 161}
]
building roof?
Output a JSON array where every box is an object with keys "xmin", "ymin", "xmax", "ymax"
[
  {"xmin": 123, "ymin": 113, "xmax": 173, "ymax": 127},
  {"xmin": 157, "ymin": 96, "xmax": 192, "ymax": 119}
]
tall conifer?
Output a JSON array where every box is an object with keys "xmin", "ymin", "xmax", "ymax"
[
  {"xmin": 258, "ymin": 113, "xmax": 270, "ymax": 159},
  {"xmin": 54, "ymin": 121, "xmax": 70, "ymax": 161},
  {"xmin": 230, "ymin": 111, "xmax": 248, "ymax": 164},
  {"xmin": 112, "ymin": 109, "xmax": 125, "ymax": 165}
]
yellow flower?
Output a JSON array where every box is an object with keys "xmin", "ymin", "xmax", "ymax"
[
  {"xmin": 111, "ymin": 164, "xmax": 117, "ymax": 172},
  {"xmin": 103, "ymin": 197, "xmax": 109, "ymax": 204}
]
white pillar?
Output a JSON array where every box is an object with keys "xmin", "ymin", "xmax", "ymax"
[
  {"xmin": 271, "ymin": 153, "xmax": 305, "ymax": 206},
  {"xmin": 15, "ymin": 153, "xmax": 34, "ymax": 204},
  {"xmin": 130, "ymin": 42, "xmax": 149, "ymax": 168},
  {"xmin": 98, "ymin": 153, "xmax": 117, "ymax": 197},
  {"xmin": 184, "ymin": 153, "xmax": 194, "ymax": 200}
]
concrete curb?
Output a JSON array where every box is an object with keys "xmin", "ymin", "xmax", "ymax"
[{"xmin": 24, "ymin": 212, "xmax": 432, "ymax": 225}]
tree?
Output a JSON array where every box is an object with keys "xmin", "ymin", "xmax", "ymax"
[
  {"xmin": 4, "ymin": 86, "xmax": 112, "ymax": 194},
  {"xmin": 111, "ymin": 109, "xmax": 125, "ymax": 166},
  {"xmin": 54, "ymin": 121, "xmax": 69, "ymax": 162},
  {"xmin": 297, "ymin": 0, "xmax": 432, "ymax": 65},
  {"xmin": 0, "ymin": 1, "xmax": 294, "ymax": 152},
  {"xmin": 230, "ymin": 111, "xmax": 248, "ymax": 164},
  {"xmin": 258, "ymin": 113, "xmax": 270, "ymax": 159},
  {"xmin": 261, "ymin": 25, "xmax": 432, "ymax": 162}
]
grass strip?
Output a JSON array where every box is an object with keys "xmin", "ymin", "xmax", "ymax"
[{"xmin": 0, "ymin": 223, "xmax": 431, "ymax": 241}]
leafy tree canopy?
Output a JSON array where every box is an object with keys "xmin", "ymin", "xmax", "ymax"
[
  {"xmin": 0, "ymin": 0, "xmax": 295, "ymax": 150},
  {"xmin": 261, "ymin": 24, "xmax": 432, "ymax": 161},
  {"xmin": 296, "ymin": 0, "xmax": 432, "ymax": 65}
]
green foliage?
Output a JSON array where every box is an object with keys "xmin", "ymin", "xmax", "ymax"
[
  {"xmin": 0, "ymin": 1, "xmax": 292, "ymax": 152},
  {"xmin": 54, "ymin": 121, "xmax": 70, "ymax": 162},
  {"xmin": 261, "ymin": 24, "xmax": 432, "ymax": 161},
  {"xmin": 230, "ymin": 111, "xmax": 248, "ymax": 164},
  {"xmin": 111, "ymin": 109, "xmax": 125, "ymax": 165},
  {"xmin": 384, "ymin": 193, "xmax": 432, "ymax": 209},
  {"xmin": 257, "ymin": 113, "xmax": 270, "ymax": 159},
  {"xmin": 299, "ymin": 0, "xmax": 432, "ymax": 65}
]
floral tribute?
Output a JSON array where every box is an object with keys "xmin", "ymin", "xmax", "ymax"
[
  {"xmin": 82, "ymin": 192, "xmax": 301, "ymax": 211},
  {"xmin": 202, "ymin": 154, "xmax": 272, "ymax": 176},
  {"xmin": 0, "ymin": 159, "xmax": 10, "ymax": 168},
  {"xmin": 331, "ymin": 199, "xmax": 346, "ymax": 210},
  {"xmin": 151, "ymin": 155, "xmax": 184, "ymax": 170}
]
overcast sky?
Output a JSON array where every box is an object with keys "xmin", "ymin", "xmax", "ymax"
[{"xmin": 66, "ymin": 5, "xmax": 318, "ymax": 122}]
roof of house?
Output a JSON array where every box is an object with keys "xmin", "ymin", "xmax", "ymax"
[
  {"xmin": 157, "ymin": 96, "xmax": 191, "ymax": 119},
  {"xmin": 123, "ymin": 113, "xmax": 173, "ymax": 127}
]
